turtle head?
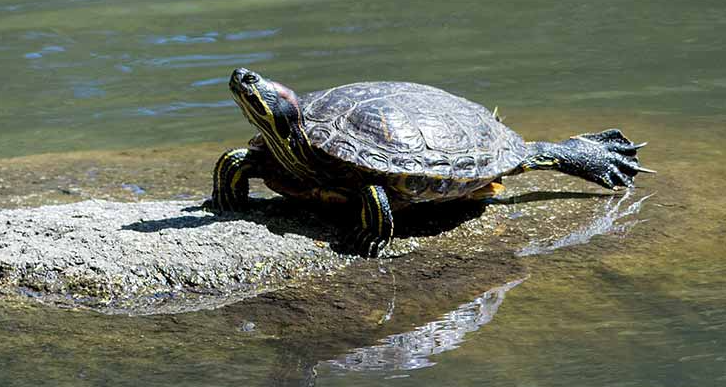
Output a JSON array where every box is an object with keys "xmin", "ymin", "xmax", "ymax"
[
  {"xmin": 229, "ymin": 68, "xmax": 304, "ymax": 142},
  {"xmin": 229, "ymin": 68, "xmax": 313, "ymax": 178}
]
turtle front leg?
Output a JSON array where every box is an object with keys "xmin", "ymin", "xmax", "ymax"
[
  {"xmin": 353, "ymin": 185, "xmax": 394, "ymax": 257},
  {"xmin": 516, "ymin": 129, "xmax": 655, "ymax": 189},
  {"xmin": 208, "ymin": 147, "xmax": 265, "ymax": 211}
]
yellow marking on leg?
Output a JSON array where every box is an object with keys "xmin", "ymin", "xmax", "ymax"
[
  {"xmin": 361, "ymin": 206, "xmax": 368, "ymax": 230},
  {"xmin": 536, "ymin": 160, "xmax": 557, "ymax": 167},
  {"xmin": 216, "ymin": 149, "xmax": 246, "ymax": 191},
  {"xmin": 369, "ymin": 187, "xmax": 384, "ymax": 237},
  {"xmin": 229, "ymin": 169, "xmax": 245, "ymax": 200}
]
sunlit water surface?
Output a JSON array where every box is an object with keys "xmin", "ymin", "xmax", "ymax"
[{"xmin": 1, "ymin": 0, "xmax": 725, "ymax": 386}]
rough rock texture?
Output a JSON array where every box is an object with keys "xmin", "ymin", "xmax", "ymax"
[{"xmin": 0, "ymin": 199, "xmax": 356, "ymax": 313}]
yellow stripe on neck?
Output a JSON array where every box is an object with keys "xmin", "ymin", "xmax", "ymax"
[
  {"xmin": 246, "ymin": 85, "xmax": 314, "ymax": 180},
  {"xmin": 369, "ymin": 187, "xmax": 383, "ymax": 237}
]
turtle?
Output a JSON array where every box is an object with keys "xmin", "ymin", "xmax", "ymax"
[{"xmin": 209, "ymin": 67, "xmax": 654, "ymax": 257}]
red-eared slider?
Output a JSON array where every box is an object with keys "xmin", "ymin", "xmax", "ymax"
[{"xmin": 210, "ymin": 68, "xmax": 653, "ymax": 257}]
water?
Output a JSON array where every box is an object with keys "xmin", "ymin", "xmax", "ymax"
[{"xmin": 1, "ymin": 0, "xmax": 725, "ymax": 386}]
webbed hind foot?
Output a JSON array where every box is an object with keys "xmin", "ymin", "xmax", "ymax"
[
  {"xmin": 521, "ymin": 129, "xmax": 655, "ymax": 190},
  {"xmin": 571, "ymin": 129, "xmax": 655, "ymax": 188}
]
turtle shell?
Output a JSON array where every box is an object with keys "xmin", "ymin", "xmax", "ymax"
[{"xmin": 302, "ymin": 82, "xmax": 526, "ymax": 179}]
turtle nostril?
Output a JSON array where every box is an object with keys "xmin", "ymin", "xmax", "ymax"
[{"xmin": 231, "ymin": 68, "xmax": 248, "ymax": 84}]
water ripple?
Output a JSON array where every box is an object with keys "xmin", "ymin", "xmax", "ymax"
[
  {"xmin": 72, "ymin": 81, "xmax": 105, "ymax": 99},
  {"xmin": 148, "ymin": 32, "xmax": 219, "ymax": 45},
  {"xmin": 133, "ymin": 100, "xmax": 236, "ymax": 116},
  {"xmin": 300, "ymin": 46, "xmax": 377, "ymax": 57},
  {"xmin": 24, "ymin": 45, "xmax": 66, "ymax": 59},
  {"xmin": 142, "ymin": 52, "xmax": 273, "ymax": 69},
  {"xmin": 191, "ymin": 77, "xmax": 228, "ymax": 87},
  {"xmin": 114, "ymin": 64, "xmax": 133, "ymax": 73},
  {"xmin": 224, "ymin": 29, "xmax": 280, "ymax": 41},
  {"xmin": 23, "ymin": 31, "xmax": 59, "ymax": 40},
  {"xmin": 328, "ymin": 25, "xmax": 365, "ymax": 34}
]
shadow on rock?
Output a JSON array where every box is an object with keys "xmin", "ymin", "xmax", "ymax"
[
  {"xmin": 490, "ymin": 190, "xmax": 613, "ymax": 205},
  {"xmin": 121, "ymin": 214, "xmax": 236, "ymax": 232},
  {"xmin": 395, "ymin": 191, "xmax": 613, "ymax": 238},
  {"xmin": 120, "ymin": 191, "xmax": 616, "ymax": 251}
]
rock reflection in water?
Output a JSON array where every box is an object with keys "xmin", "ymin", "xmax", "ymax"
[{"xmin": 326, "ymin": 278, "xmax": 524, "ymax": 372}]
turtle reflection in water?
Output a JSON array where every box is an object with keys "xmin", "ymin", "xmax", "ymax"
[{"xmin": 208, "ymin": 68, "xmax": 654, "ymax": 257}]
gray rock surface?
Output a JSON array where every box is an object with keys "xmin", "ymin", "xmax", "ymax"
[{"xmin": 0, "ymin": 199, "xmax": 355, "ymax": 313}]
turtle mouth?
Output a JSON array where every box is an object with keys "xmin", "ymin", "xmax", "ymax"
[
  {"xmin": 229, "ymin": 71, "xmax": 254, "ymax": 118},
  {"xmin": 228, "ymin": 68, "xmax": 270, "ymax": 130},
  {"xmin": 229, "ymin": 77, "xmax": 252, "ymax": 99}
]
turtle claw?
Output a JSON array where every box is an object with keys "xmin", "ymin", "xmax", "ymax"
[
  {"xmin": 636, "ymin": 166, "xmax": 657, "ymax": 174},
  {"xmin": 492, "ymin": 106, "xmax": 505, "ymax": 123},
  {"xmin": 602, "ymin": 161, "xmax": 641, "ymax": 190},
  {"xmin": 348, "ymin": 227, "xmax": 388, "ymax": 258},
  {"xmin": 577, "ymin": 128, "xmax": 632, "ymax": 145},
  {"xmin": 350, "ymin": 185, "xmax": 394, "ymax": 258}
]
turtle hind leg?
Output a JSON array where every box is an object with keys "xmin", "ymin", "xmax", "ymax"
[
  {"xmin": 351, "ymin": 185, "xmax": 394, "ymax": 257},
  {"xmin": 518, "ymin": 128, "xmax": 655, "ymax": 190},
  {"xmin": 206, "ymin": 148, "xmax": 264, "ymax": 212}
]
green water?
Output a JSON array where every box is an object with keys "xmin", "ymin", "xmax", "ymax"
[{"xmin": 1, "ymin": 0, "xmax": 725, "ymax": 386}]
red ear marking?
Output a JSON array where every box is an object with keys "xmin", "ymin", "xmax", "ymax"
[
  {"xmin": 272, "ymin": 82, "xmax": 298, "ymax": 107},
  {"xmin": 272, "ymin": 81, "xmax": 303, "ymax": 127}
]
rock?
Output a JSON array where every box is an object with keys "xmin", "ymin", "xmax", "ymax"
[
  {"xmin": 0, "ymin": 172, "xmax": 650, "ymax": 315},
  {"xmin": 0, "ymin": 199, "xmax": 353, "ymax": 313}
]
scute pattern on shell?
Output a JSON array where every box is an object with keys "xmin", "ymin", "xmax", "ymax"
[{"xmin": 301, "ymin": 82, "xmax": 526, "ymax": 180}]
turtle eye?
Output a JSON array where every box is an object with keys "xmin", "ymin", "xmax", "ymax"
[{"xmin": 242, "ymin": 73, "xmax": 259, "ymax": 84}]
